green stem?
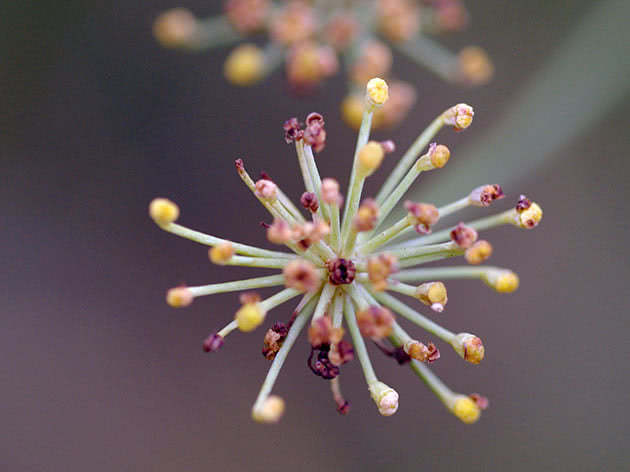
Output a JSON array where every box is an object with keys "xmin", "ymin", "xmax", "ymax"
[
  {"xmin": 260, "ymin": 287, "xmax": 302, "ymax": 312},
  {"xmin": 343, "ymin": 292, "xmax": 378, "ymax": 385},
  {"xmin": 359, "ymin": 217, "xmax": 410, "ymax": 254},
  {"xmin": 188, "ymin": 274, "xmax": 286, "ymax": 297},
  {"xmin": 394, "ymin": 266, "xmax": 493, "ymax": 282}
]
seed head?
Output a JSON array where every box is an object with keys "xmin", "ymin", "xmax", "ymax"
[
  {"xmin": 403, "ymin": 340, "xmax": 440, "ymax": 363},
  {"xmin": 405, "ymin": 201, "xmax": 439, "ymax": 233},
  {"xmin": 300, "ymin": 192, "xmax": 319, "ymax": 213},
  {"xmin": 202, "ymin": 333, "xmax": 225, "ymax": 353},
  {"xmin": 513, "ymin": 195, "xmax": 543, "ymax": 229},
  {"xmin": 149, "ymin": 198, "xmax": 179, "ymax": 225},
  {"xmin": 327, "ymin": 258, "xmax": 356, "ymax": 285},
  {"xmin": 429, "ymin": 143, "xmax": 451, "ymax": 169},
  {"xmin": 367, "ymin": 253, "xmax": 398, "ymax": 291},
  {"xmin": 308, "ymin": 316, "xmax": 344, "ymax": 348},
  {"xmin": 267, "ymin": 218, "xmax": 293, "ymax": 244},
  {"xmin": 483, "ymin": 269, "xmax": 520, "ymax": 293},
  {"xmin": 321, "ymin": 178, "xmax": 342, "ymax": 206}
]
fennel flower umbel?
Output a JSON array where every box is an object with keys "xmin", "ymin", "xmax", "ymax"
[{"xmin": 149, "ymin": 78, "xmax": 542, "ymax": 424}]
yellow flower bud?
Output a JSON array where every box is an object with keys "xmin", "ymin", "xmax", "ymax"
[
  {"xmin": 235, "ymin": 302, "xmax": 266, "ymax": 332},
  {"xmin": 209, "ymin": 242, "xmax": 235, "ymax": 265},
  {"xmin": 366, "ymin": 77, "xmax": 389, "ymax": 107},
  {"xmin": 451, "ymin": 333, "xmax": 485, "ymax": 364},
  {"xmin": 149, "ymin": 198, "xmax": 179, "ymax": 225},
  {"xmin": 416, "ymin": 281, "xmax": 448, "ymax": 312},
  {"xmin": 252, "ymin": 395, "xmax": 285, "ymax": 423},
  {"xmin": 517, "ymin": 202, "xmax": 543, "ymax": 229},
  {"xmin": 153, "ymin": 8, "xmax": 197, "ymax": 49},
  {"xmin": 430, "ymin": 144, "xmax": 451, "ymax": 168},
  {"xmin": 483, "ymin": 269, "xmax": 519, "ymax": 293},
  {"xmin": 224, "ymin": 44, "xmax": 265, "ymax": 86},
  {"xmin": 451, "ymin": 395, "xmax": 481, "ymax": 424},
  {"xmin": 357, "ymin": 141, "xmax": 385, "ymax": 176},
  {"xmin": 465, "ymin": 240, "xmax": 493, "ymax": 265},
  {"xmin": 166, "ymin": 287, "xmax": 193, "ymax": 308}
]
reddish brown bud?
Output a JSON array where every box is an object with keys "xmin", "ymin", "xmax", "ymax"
[
  {"xmin": 469, "ymin": 184, "xmax": 505, "ymax": 207},
  {"xmin": 300, "ymin": 192, "xmax": 319, "ymax": 213},
  {"xmin": 356, "ymin": 306, "xmax": 395, "ymax": 339},
  {"xmin": 367, "ymin": 253, "xmax": 398, "ymax": 291},
  {"xmin": 450, "ymin": 222, "xmax": 478, "ymax": 249},
  {"xmin": 405, "ymin": 201, "xmax": 439, "ymax": 233},
  {"xmin": 283, "ymin": 117, "xmax": 304, "ymax": 143}
]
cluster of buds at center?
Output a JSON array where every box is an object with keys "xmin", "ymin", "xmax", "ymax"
[
  {"xmin": 150, "ymin": 78, "xmax": 543, "ymax": 425},
  {"xmin": 153, "ymin": 0, "xmax": 493, "ymax": 129}
]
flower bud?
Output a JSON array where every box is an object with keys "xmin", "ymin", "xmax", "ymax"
[
  {"xmin": 209, "ymin": 242, "xmax": 235, "ymax": 265},
  {"xmin": 153, "ymin": 8, "xmax": 197, "ymax": 49},
  {"xmin": 357, "ymin": 141, "xmax": 385, "ymax": 176},
  {"xmin": 429, "ymin": 143, "xmax": 451, "ymax": 169},
  {"xmin": 225, "ymin": 0, "xmax": 269, "ymax": 34},
  {"xmin": 166, "ymin": 286, "xmax": 193, "ymax": 308},
  {"xmin": 235, "ymin": 302, "xmax": 266, "ymax": 332},
  {"xmin": 457, "ymin": 46, "xmax": 494, "ymax": 86},
  {"xmin": 283, "ymin": 259, "xmax": 320, "ymax": 292},
  {"xmin": 367, "ymin": 253, "xmax": 398, "ymax": 291},
  {"xmin": 353, "ymin": 199, "xmax": 380, "ymax": 231},
  {"xmin": 267, "ymin": 219, "xmax": 292, "ymax": 245},
  {"xmin": 443, "ymin": 103, "xmax": 474, "ymax": 130},
  {"xmin": 482, "ymin": 269, "xmax": 519, "ymax": 293},
  {"xmin": 369, "ymin": 381, "xmax": 399, "ymax": 416},
  {"xmin": 465, "ymin": 240, "xmax": 493, "ymax": 265},
  {"xmin": 469, "ymin": 184, "xmax": 504, "ymax": 207},
  {"xmin": 255, "ymin": 179, "xmax": 278, "ymax": 202},
  {"xmin": 404, "ymin": 201, "xmax": 439, "ymax": 233},
  {"xmin": 450, "ymin": 223, "xmax": 478, "ymax": 249},
  {"xmin": 416, "ymin": 281, "xmax": 448, "ymax": 312},
  {"xmin": 451, "ymin": 333, "xmax": 485, "ymax": 364},
  {"xmin": 450, "ymin": 394, "xmax": 481, "ymax": 424},
  {"xmin": 512, "ymin": 195, "xmax": 543, "ymax": 229},
  {"xmin": 366, "ymin": 78, "xmax": 389, "ymax": 107},
  {"xmin": 321, "ymin": 178, "xmax": 342, "ymax": 206},
  {"xmin": 149, "ymin": 198, "xmax": 179, "ymax": 225},
  {"xmin": 224, "ymin": 44, "xmax": 265, "ymax": 86},
  {"xmin": 356, "ymin": 305, "xmax": 395, "ymax": 339},
  {"xmin": 327, "ymin": 258, "xmax": 356, "ymax": 285},
  {"xmin": 302, "ymin": 112, "xmax": 327, "ymax": 153},
  {"xmin": 252, "ymin": 395, "xmax": 285, "ymax": 423},
  {"xmin": 300, "ymin": 192, "xmax": 319, "ymax": 213}
]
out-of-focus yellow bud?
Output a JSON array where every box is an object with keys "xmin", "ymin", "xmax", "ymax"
[
  {"xmin": 153, "ymin": 8, "xmax": 197, "ymax": 49},
  {"xmin": 209, "ymin": 242, "xmax": 235, "ymax": 265},
  {"xmin": 465, "ymin": 240, "xmax": 493, "ymax": 265},
  {"xmin": 224, "ymin": 44, "xmax": 265, "ymax": 86},
  {"xmin": 235, "ymin": 302, "xmax": 266, "ymax": 332},
  {"xmin": 166, "ymin": 287, "xmax": 193, "ymax": 307},
  {"xmin": 358, "ymin": 141, "xmax": 385, "ymax": 176},
  {"xmin": 483, "ymin": 269, "xmax": 519, "ymax": 293},
  {"xmin": 450, "ymin": 395, "xmax": 481, "ymax": 424},
  {"xmin": 252, "ymin": 395, "xmax": 285, "ymax": 423},
  {"xmin": 149, "ymin": 198, "xmax": 179, "ymax": 225}
]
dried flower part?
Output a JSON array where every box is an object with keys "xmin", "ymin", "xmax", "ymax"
[
  {"xmin": 325, "ymin": 13, "xmax": 359, "ymax": 50},
  {"xmin": 308, "ymin": 316, "xmax": 344, "ymax": 348},
  {"xmin": 451, "ymin": 394, "xmax": 481, "ymax": 424},
  {"xmin": 202, "ymin": 333, "xmax": 224, "ymax": 353},
  {"xmin": 465, "ymin": 240, "xmax": 493, "ymax": 265},
  {"xmin": 354, "ymin": 199, "xmax": 380, "ymax": 232},
  {"xmin": 153, "ymin": 8, "xmax": 197, "ymax": 48},
  {"xmin": 262, "ymin": 327, "xmax": 284, "ymax": 360},
  {"xmin": 302, "ymin": 112, "xmax": 327, "ymax": 153},
  {"xmin": 327, "ymin": 258, "xmax": 356, "ymax": 285},
  {"xmin": 451, "ymin": 333, "xmax": 485, "ymax": 364},
  {"xmin": 469, "ymin": 393, "xmax": 489, "ymax": 410},
  {"xmin": 351, "ymin": 41, "xmax": 393, "ymax": 85},
  {"xmin": 224, "ymin": 0, "xmax": 269, "ymax": 33},
  {"xmin": 514, "ymin": 195, "xmax": 543, "ymax": 229},
  {"xmin": 269, "ymin": 1, "xmax": 316, "ymax": 45},
  {"xmin": 328, "ymin": 339, "xmax": 354, "ymax": 366},
  {"xmin": 166, "ymin": 286, "xmax": 193, "ymax": 308},
  {"xmin": 235, "ymin": 302, "xmax": 266, "ymax": 332},
  {"xmin": 252, "ymin": 395, "xmax": 285, "ymax": 423},
  {"xmin": 377, "ymin": 0, "xmax": 420, "ymax": 42},
  {"xmin": 209, "ymin": 242, "xmax": 235, "ymax": 265},
  {"xmin": 377, "ymin": 80, "xmax": 417, "ymax": 129},
  {"xmin": 403, "ymin": 340, "xmax": 440, "ymax": 363},
  {"xmin": 300, "ymin": 192, "xmax": 319, "ymax": 213},
  {"xmin": 469, "ymin": 184, "xmax": 505, "ymax": 207},
  {"xmin": 443, "ymin": 103, "xmax": 474, "ymax": 130},
  {"xmin": 320, "ymin": 178, "xmax": 342, "ymax": 206},
  {"xmin": 283, "ymin": 259, "xmax": 320, "ymax": 292},
  {"xmin": 405, "ymin": 201, "xmax": 439, "ymax": 233},
  {"xmin": 366, "ymin": 78, "xmax": 389, "ymax": 107},
  {"xmin": 357, "ymin": 306, "xmax": 395, "ymax": 339},
  {"xmin": 450, "ymin": 222, "xmax": 478, "ymax": 249},
  {"xmin": 358, "ymin": 141, "xmax": 385, "ymax": 176},
  {"xmin": 149, "ymin": 198, "xmax": 179, "ymax": 225},
  {"xmin": 457, "ymin": 46, "xmax": 494, "ymax": 86},
  {"xmin": 429, "ymin": 143, "xmax": 451, "ymax": 169},
  {"xmin": 255, "ymin": 179, "xmax": 278, "ymax": 202},
  {"xmin": 224, "ymin": 44, "xmax": 265, "ymax": 86},
  {"xmin": 367, "ymin": 253, "xmax": 398, "ymax": 291},
  {"xmin": 267, "ymin": 218, "xmax": 293, "ymax": 244},
  {"xmin": 283, "ymin": 117, "xmax": 304, "ymax": 143},
  {"xmin": 483, "ymin": 269, "xmax": 520, "ymax": 293},
  {"xmin": 416, "ymin": 282, "xmax": 448, "ymax": 312},
  {"xmin": 369, "ymin": 381, "xmax": 399, "ymax": 416}
]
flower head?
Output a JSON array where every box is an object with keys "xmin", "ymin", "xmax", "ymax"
[
  {"xmin": 153, "ymin": 1, "xmax": 493, "ymax": 128},
  {"xmin": 150, "ymin": 79, "xmax": 542, "ymax": 423}
]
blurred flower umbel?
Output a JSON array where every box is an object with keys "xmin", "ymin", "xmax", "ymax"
[
  {"xmin": 150, "ymin": 78, "xmax": 542, "ymax": 424},
  {"xmin": 153, "ymin": 0, "xmax": 493, "ymax": 129}
]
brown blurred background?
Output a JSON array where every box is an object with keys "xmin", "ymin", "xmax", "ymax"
[{"xmin": 2, "ymin": 1, "xmax": 629, "ymax": 471}]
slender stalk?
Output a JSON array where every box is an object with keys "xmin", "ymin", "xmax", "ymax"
[
  {"xmin": 161, "ymin": 223, "xmax": 296, "ymax": 259},
  {"xmin": 438, "ymin": 197, "xmax": 470, "ymax": 218},
  {"xmin": 295, "ymin": 140, "xmax": 315, "ymax": 195},
  {"xmin": 375, "ymin": 113, "xmax": 444, "ymax": 206},
  {"xmin": 371, "ymin": 291, "xmax": 455, "ymax": 344},
  {"xmin": 387, "ymin": 241, "xmax": 458, "ymax": 259},
  {"xmin": 187, "ymin": 15, "xmax": 242, "ymax": 51},
  {"xmin": 224, "ymin": 255, "xmax": 294, "ymax": 269},
  {"xmin": 385, "ymin": 281, "xmax": 418, "ymax": 300},
  {"xmin": 395, "ymin": 266, "xmax": 493, "ymax": 283},
  {"xmin": 394, "ymin": 35, "xmax": 458, "ymax": 83},
  {"xmin": 311, "ymin": 282, "xmax": 336, "ymax": 322},
  {"xmin": 397, "ymin": 250, "xmax": 462, "ymax": 269},
  {"xmin": 277, "ymin": 189, "xmax": 306, "ymax": 223},
  {"xmin": 331, "ymin": 290, "xmax": 344, "ymax": 328},
  {"xmin": 187, "ymin": 274, "xmax": 287, "ymax": 297},
  {"xmin": 260, "ymin": 287, "xmax": 302, "ymax": 312},
  {"xmin": 359, "ymin": 217, "xmax": 410, "ymax": 254},
  {"xmin": 329, "ymin": 204, "xmax": 342, "ymax": 252},
  {"xmin": 343, "ymin": 293, "xmax": 378, "ymax": 385},
  {"xmin": 217, "ymin": 319, "xmax": 238, "ymax": 338},
  {"xmin": 304, "ymin": 144, "xmax": 330, "ymax": 223},
  {"xmin": 252, "ymin": 294, "xmax": 318, "ymax": 411}
]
